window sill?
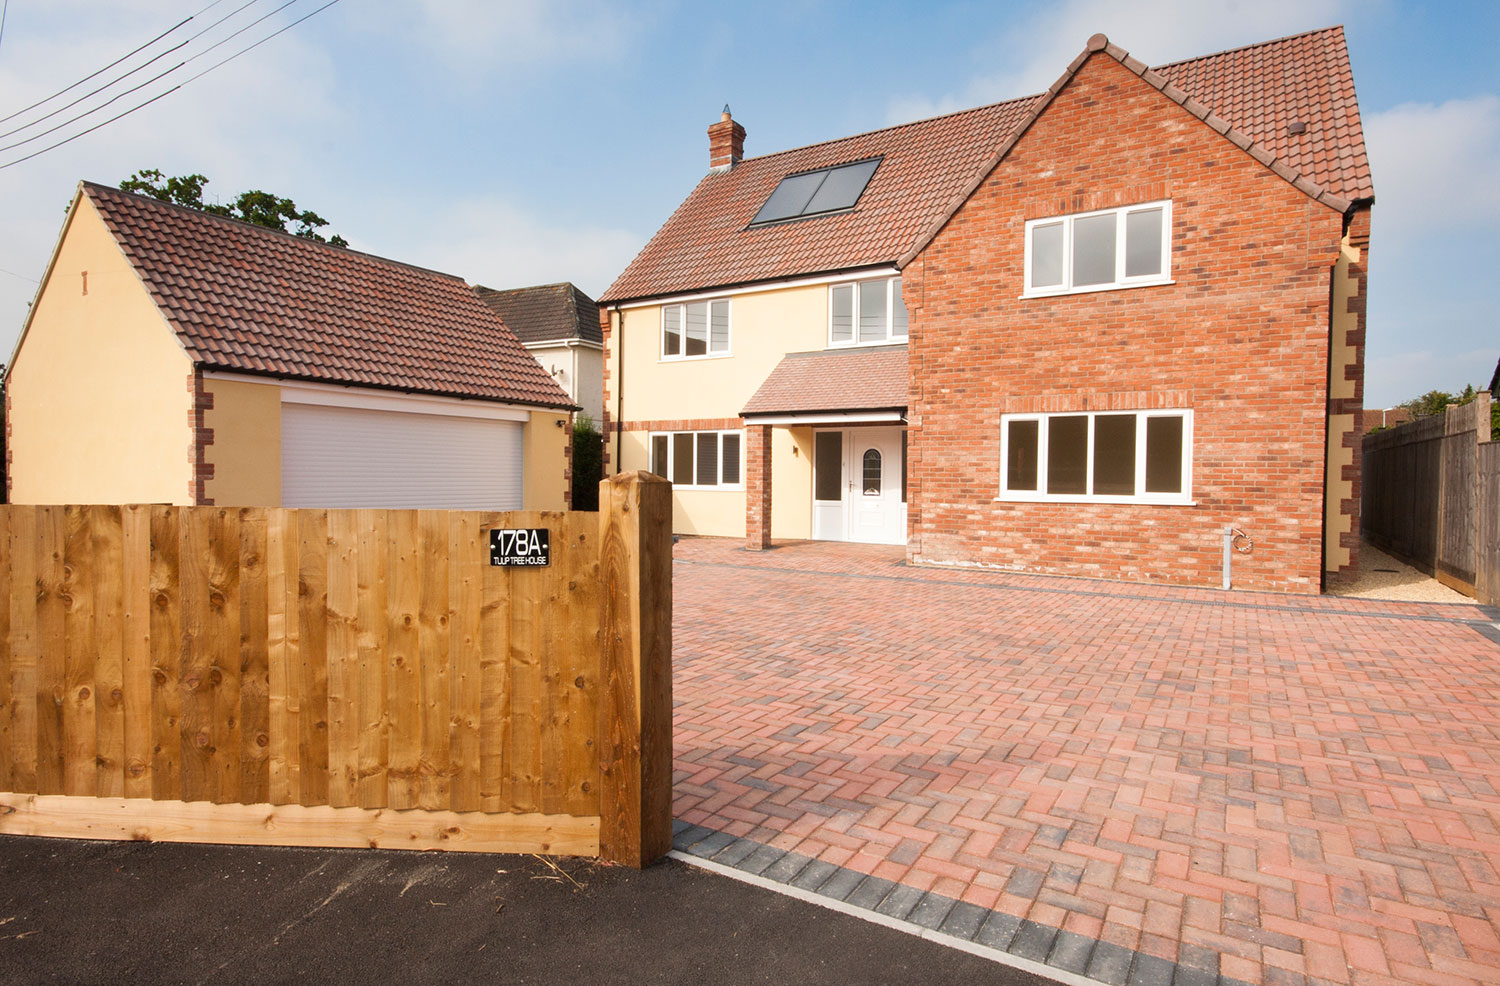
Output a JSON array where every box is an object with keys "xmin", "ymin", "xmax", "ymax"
[
  {"xmin": 658, "ymin": 352, "xmax": 734, "ymax": 364},
  {"xmin": 1020, "ymin": 279, "xmax": 1174, "ymax": 300},
  {"xmin": 994, "ymin": 494, "xmax": 1194, "ymax": 506},
  {"xmin": 826, "ymin": 338, "xmax": 909, "ymax": 350}
]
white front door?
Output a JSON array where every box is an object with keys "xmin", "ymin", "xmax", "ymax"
[{"xmin": 812, "ymin": 427, "xmax": 907, "ymax": 545}]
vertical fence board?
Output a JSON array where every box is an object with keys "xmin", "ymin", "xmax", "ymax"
[
  {"xmin": 385, "ymin": 510, "xmax": 420, "ymax": 810},
  {"xmin": 61, "ymin": 506, "xmax": 97, "ymax": 797},
  {"xmin": 8, "ymin": 508, "xmax": 38, "ymax": 793},
  {"xmin": 1478, "ymin": 444, "xmax": 1500, "ymax": 607},
  {"xmin": 296, "ymin": 510, "xmax": 329, "ymax": 807},
  {"xmin": 448, "ymin": 512, "xmax": 482, "ymax": 813},
  {"xmin": 121, "ymin": 506, "xmax": 152, "ymax": 797},
  {"xmin": 266, "ymin": 509, "xmax": 300, "ymax": 805},
  {"xmin": 356, "ymin": 509, "xmax": 389, "ymax": 809},
  {"xmin": 91, "ymin": 506, "xmax": 125, "ymax": 798},
  {"xmin": 177, "ymin": 509, "xmax": 214, "ymax": 802},
  {"xmin": 417, "ymin": 511, "xmax": 451, "ymax": 811},
  {"xmin": 507, "ymin": 515, "xmax": 542, "ymax": 814},
  {"xmin": 211, "ymin": 509, "xmax": 242, "ymax": 805},
  {"xmin": 0, "ymin": 510, "xmax": 10, "ymax": 793},
  {"xmin": 36, "ymin": 506, "xmax": 67, "ymax": 795},
  {"xmin": 237, "ymin": 509, "xmax": 270, "ymax": 804},
  {"xmin": 562, "ymin": 513, "xmax": 602, "ymax": 816},
  {"xmin": 325, "ymin": 510, "xmax": 360, "ymax": 808},
  {"xmin": 478, "ymin": 513, "xmax": 510, "ymax": 814},
  {"xmin": 149, "ymin": 506, "xmax": 181, "ymax": 800}
]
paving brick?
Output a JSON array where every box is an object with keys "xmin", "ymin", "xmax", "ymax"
[{"xmin": 670, "ymin": 538, "xmax": 1500, "ymax": 986}]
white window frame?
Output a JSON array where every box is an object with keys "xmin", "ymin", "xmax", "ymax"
[
  {"xmin": 660, "ymin": 298, "xmax": 732, "ymax": 361},
  {"xmin": 648, "ymin": 429, "xmax": 745, "ymax": 491},
  {"xmin": 997, "ymin": 409, "xmax": 1194, "ymax": 505},
  {"xmin": 828, "ymin": 275, "xmax": 908, "ymax": 348},
  {"xmin": 1022, "ymin": 200, "xmax": 1173, "ymax": 298}
]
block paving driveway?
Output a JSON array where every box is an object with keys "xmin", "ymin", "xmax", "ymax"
[{"xmin": 668, "ymin": 538, "xmax": 1500, "ymax": 986}]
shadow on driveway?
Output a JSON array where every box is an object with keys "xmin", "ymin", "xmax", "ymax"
[{"xmin": 0, "ymin": 835, "xmax": 1056, "ymax": 985}]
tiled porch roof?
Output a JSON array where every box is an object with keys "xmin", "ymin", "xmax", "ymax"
[{"xmin": 741, "ymin": 346, "xmax": 908, "ymax": 417}]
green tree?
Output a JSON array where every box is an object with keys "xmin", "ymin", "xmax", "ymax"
[
  {"xmin": 119, "ymin": 169, "xmax": 349, "ymax": 247},
  {"xmin": 570, "ymin": 415, "xmax": 604, "ymax": 512}
]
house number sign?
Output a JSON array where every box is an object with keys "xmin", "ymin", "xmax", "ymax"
[{"xmin": 489, "ymin": 528, "xmax": 550, "ymax": 567}]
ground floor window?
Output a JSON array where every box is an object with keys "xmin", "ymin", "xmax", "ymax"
[
  {"xmin": 999, "ymin": 409, "xmax": 1191, "ymax": 504},
  {"xmin": 650, "ymin": 430, "xmax": 743, "ymax": 489}
]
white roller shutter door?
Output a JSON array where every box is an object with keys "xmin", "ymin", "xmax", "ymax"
[{"xmin": 281, "ymin": 402, "xmax": 524, "ymax": 509}]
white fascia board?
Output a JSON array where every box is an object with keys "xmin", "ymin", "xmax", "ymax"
[
  {"xmin": 202, "ymin": 371, "xmax": 533, "ymax": 422},
  {"xmin": 615, "ymin": 267, "xmax": 900, "ymax": 310},
  {"xmin": 741, "ymin": 410, "xmax": 905, "ymax": 426},
  {"xmin": 523, "ymin": 338, "xmax": 603, "ymax": 351}
]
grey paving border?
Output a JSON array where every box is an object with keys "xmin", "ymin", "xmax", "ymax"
[
  {"xmin": 679, "ymin": 556, "xmax": 1499, "ymax": 631},
  {"xmin": 672, "ymin": 821, "xmax": 1253, "ymax": 986}
]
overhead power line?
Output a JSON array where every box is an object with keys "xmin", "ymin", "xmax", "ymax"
[
  {"xmin": 0, "ymin": 0, "xmax": 263, "ymax": 143},
  {"xmin": 0, "ymin": 0, "xmax": 344, "ymax": 171}
]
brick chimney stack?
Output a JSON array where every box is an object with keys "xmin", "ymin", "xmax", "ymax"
[{"xmin": 707, "ymin": 105, "xmax": 746, "ymax": 172}]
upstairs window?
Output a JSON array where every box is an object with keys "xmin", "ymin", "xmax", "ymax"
[
  {"xmin": 1024, "ymin": 201, "xmax": 1171, "ymax": 296},
  {"xmin": 662, "ymin": 299, "xmax": 730, "ymax": 359},
  {"xmin": 829, "ymin": 276, "xmax": 908, "ymax": 346},
  {"xmin": 751, "ymin": 158, "xmax": 881, "ymax": 225}
]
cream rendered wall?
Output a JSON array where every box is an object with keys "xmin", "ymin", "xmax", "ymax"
[
  {"xmin": 523, "ymin": 409, "xmax": 570, "ymax": 510},
  {"xmin": 8, "ymin": 194, "xmax": 194, "ymax": 505},
  {"xmin": 203, "ymin": 377, "xmax": 281, "ymax": 506},
  {"xmin": 609, "ymin": 284, "xmax": 830, "ymax": 537},
  {"xmin": 771, "ymin": 426, "xmax": 813, "ymax": 541},
  {"xmin": 1324, "ymin": 231, "xmax": 1362, "ymax": 572},
  {"xmin": 613, "ymin": 284, "xmax": 828, "ymax": 421}
]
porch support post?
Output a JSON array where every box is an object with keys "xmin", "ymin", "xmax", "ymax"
[{"xmin": 745, "ymin": 424, "xmax": 772, "ymax": 550}]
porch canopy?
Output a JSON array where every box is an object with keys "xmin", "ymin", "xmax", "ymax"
[{"xmin": 740, "ymin": 345, "xmax": 909, "ymax": 424}]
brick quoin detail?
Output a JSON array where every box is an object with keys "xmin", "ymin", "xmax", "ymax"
[
  {"xmin": 190, "ymin": 370, "xmax": 215, "ymax": 506},
  {"xmin": 1331, "ymin": 205, "xmax": 1372, "ymax": 580},
  {"xmin": 905, "ymin": 53, "xmax": 1358, "ymax": 593},
  {"xmin": 563, "ymin": 414, "xmax": 574, "ymax": 509},
  {"xmin": 3, "ymin": 387, "xmax": 12, "ymax": 504},
  {"xmin": 744, "ymin": 425, "xmax": 772, "ymax": 550}
]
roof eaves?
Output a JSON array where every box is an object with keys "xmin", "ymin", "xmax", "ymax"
[{"xmin": 897, "ymin": 31, "xmax": 1355, "ymax": 268}]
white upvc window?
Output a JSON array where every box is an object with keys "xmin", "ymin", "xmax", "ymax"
[
  {"xmin": 661, "ymin": 299, "xmax": 731, "ymax": 360},
  {"xmin": 998, "ymin": 409, "xmax": 1193, "ymax": 504},
  {"xmin": 649, "ymin": 430, "xmax": 744, "ymax": 490},
  {"xmin": 829, "ymin": 276, "xmax": 908, "ymax": 347},
  {"xmin": 1023, "ymin": 201, "xmax": 1172, "ymax": 297}
]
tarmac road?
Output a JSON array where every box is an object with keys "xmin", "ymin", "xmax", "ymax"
[{"xmin": 0, "ymin": 836, "xmax": 1056, "ymax": 985}]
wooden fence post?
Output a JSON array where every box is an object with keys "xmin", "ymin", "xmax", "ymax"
[{"xmin": 596, "ymin": 471, "xmax": 672, "ymax": 867}]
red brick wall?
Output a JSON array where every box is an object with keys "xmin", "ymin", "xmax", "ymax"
[
  {"xmin": 745, "ymin": 424, "xmax": 771, "ymax": 549},
  {"xmin": 905, "ymin": 54, "xmax": 1349, "ymax": 593}
]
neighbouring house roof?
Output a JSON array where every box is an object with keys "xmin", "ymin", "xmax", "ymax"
[
  {"xmin": 741, "ymin": 346, "xmax": 909, "ymax": 416},
  {"xmin": 1489, "ymin": 357, "xmax": 1499, "ymax": 398},
  {"xmin": 601, "ymin": 26, "xmax": 1370, "ymax": 305},
  {"xmin": 79, "ymin": 182, "xmax": 575, "ymax": 409},
  {"xmin": 473, "ymin": 282, "xmax": 603, "ymax": 346}
]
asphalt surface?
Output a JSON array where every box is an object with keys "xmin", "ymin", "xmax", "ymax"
[{"xmin": 0, "ymin": 836, "xmax": 1056, "ymax": 985}]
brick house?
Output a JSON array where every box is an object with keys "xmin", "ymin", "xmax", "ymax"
[{"xmin": 597, "ymin": 27, "xmax": 1372, "ymax": 593}]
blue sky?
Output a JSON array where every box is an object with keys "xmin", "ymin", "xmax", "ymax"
[{"xmin": 0, "ymin": 0, "xmax": 1495, "ymax": 408}]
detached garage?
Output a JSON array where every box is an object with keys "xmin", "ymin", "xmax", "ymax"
[{"xmin": 6, "ymin": 181, "xmax": 576, "ymax": 510}]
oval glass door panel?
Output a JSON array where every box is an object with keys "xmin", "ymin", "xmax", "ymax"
[{"xmin": 863, "ymin": 449, "xmax": 882, "ymax": 495}]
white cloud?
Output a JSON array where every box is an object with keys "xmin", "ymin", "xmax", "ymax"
[
  {"xmin": 1363, "ymin": 95, "xmax": 1500, "ymax": 240},
  {"xmin": 886, "ymin": 0, "xmax": 1350, "ymax": 123}
]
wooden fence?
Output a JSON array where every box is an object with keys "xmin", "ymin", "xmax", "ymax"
[
  {"xmin": 1362, "ymin": 394, "xmax": 1498, "ymax": 604},
  {"xmin": 0, "ymin": 472, "xmax": 672, "ymax": 866}
]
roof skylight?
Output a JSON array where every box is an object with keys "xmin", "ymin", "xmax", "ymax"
[{"xmin": 751, "ymin": 158, "xmax": 881, "ymax": 225}]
